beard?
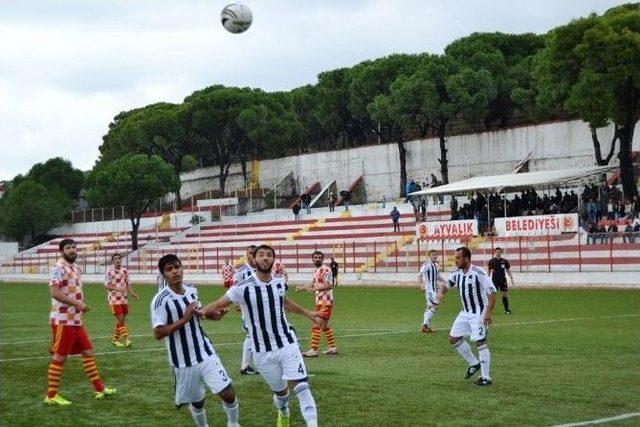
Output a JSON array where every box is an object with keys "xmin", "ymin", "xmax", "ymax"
[
  {"xmin": 62, "ymin": 253, "xmax": 77, "ymax": 263},
  {"xmin": 256, "ymin": 261, "xmax": 274, "ymax": 273},
  {"xmin": 313, "ymin": 261, "xmax": 322, "ymax": 267}
]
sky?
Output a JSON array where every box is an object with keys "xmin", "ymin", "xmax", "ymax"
[{"xmin": 0, "ymin": 0, "xmax": 629, "ymax": 180}]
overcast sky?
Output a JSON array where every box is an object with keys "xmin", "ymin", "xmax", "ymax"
[{"xmin": 0, "ymin": 0, "xmax": 628, "ymax": 180}]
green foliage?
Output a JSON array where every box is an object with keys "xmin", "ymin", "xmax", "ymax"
[
  {"xmin": 533, "ymin": 3, "xmax": 640, "ymax": 196},
  {"xmin": 18, "ymin": 157, "xmax": 85, "ymax": 200},
  {"xmin": 0, "ymin": 180, "xmax": 67, "ymax": 244},
  {"xmin": 1, "ymin": 284, "xmax": 639, "ymax": 426}
]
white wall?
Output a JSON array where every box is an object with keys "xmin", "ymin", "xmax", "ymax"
[
  {"xmin": 179, "ymin": 120, "xmax": 639, "ymax": 202},
  {"xmin": 49, "ymin": 212, "xmax": 196, "ymax": 235}
]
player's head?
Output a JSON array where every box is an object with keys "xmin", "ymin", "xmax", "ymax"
[
  {"xmin": 254, "ymin": 245, "xmax": 275, "ymax": 273},
  {"xmin": 111, "ymin": 253, "xmax": 122, "ymax": 267},
  {"xmin": 158, "ymin": 254, "xmax": 182, "ymax": 286},
  {"xmin": 455, "ymin": 247, "xmax": 472, "ymax": 269},
  {"xmin": 312, "ymin": 250, "xmax": 324, "ymax": 267},
  {"xmin": 58, "ymin": 238, "xmax": 77, "ymax": 263},
  {"xmin": 428, "ymin": 249, "xmax": 438, "ymax": 263},
  {"xmin": 494, "ymin": 247, "xmax": 503, "ymax": 258},
  {"xmin": 246, "ymin": 245, "xmax": 258, "ymax": 267}
]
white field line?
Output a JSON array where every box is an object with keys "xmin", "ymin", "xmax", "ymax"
[
  {"xmin": 550, "ymin": 411, "xmax": 640, "ymax": 427},
  {"xmin": 0, "ymin": 314, "xmax": 635, "ymax": 363},
  {"xmin": 0, "ymin": 328, "xmax": 404, "ymax": 346}
]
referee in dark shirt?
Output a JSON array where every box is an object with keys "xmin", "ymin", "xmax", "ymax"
[
  {"xmin": 487, "ymin": 248, "xmax": 515, "ymax": 314},
  {"xmin": 329, "ymin": 257, "xmax": 339, "ymax": 286}
]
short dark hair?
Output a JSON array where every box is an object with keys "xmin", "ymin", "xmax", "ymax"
[
  {"xmin": 456, "ymin": 247, "xmax": 472, "ymax": 260},
  {"xmin": 111, "ymin": 253, "xmax": 122, "ymax": 260},
  {"xmin": 255, "ymin": 244, "xmax": 275, "ymax": 257},
  {"xmin": 247, "ymin": 245, "xmax": 258, "ymax": 255},
  {"xmin": 428, "ymin": 249, "xmax": 438, "ymax": 255},
  {"xmin": 158, "ymin": 254, "xmax": 181, "ymax": 273},
  {"xmin": 495, "ymin": 247, "xmax": 503, "ymax": 252},
  {"xmin": 59, "ymin": 238, "xmax": 76, "ymax": 251},
  {"xmin": 312, "ymin": 250, "xmax": 324, "ymax": 258}
]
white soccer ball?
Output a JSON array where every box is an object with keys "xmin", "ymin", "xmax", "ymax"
[{"xmin": 221, "ymin": 3, "xmax": 253, "ymax": 34}]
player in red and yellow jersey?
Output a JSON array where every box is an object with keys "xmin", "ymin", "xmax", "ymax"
[
  {"xmin": 297, "ymin": 250, "xmax": 338, "ymax": 357},
  {"xmin": 272, "ymin": 260, "xmax": 288, "ymax": 281},
  {"xmin": 104, "ymin": 253, "xmax": 138, "ymax": 348},
  {"xmin": 45, "ymin": 239, "xmax": 116, "ymax": 406},
  {"xmin": 222, "ymin": 260, "xmax": 235, "ymax": 288}
]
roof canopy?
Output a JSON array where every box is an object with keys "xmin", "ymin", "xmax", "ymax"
[{"xmin": 409, "ymin": 165, "xmax": 617, "ymax": 196}]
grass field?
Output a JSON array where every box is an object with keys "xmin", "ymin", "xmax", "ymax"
[{"xmin": 0, "ymin": 282, "xmax": 639, "ymax": 427}]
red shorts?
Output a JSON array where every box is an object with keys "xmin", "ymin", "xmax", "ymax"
[
  {"xmin": 49, "ymin": 325, "xmax": 93, "ymax": 356},
  {"xmin": 315, "ymin": 304, "xmax": 333, "ymax": 320},
  {"xmin": 110, "ymin": 304, "xmax": 129, "ymax": 316}
]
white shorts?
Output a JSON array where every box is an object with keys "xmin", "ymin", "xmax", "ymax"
[
  {"xmin": 173, "ymin": 354, "xmax": 232, "ymax": 406},
  {"xmin": 425, "ymin": 291, "xmax": 438, "ymax": 308},
  {"xmin": 253, "ymin": 344, "xmax": 308, "ymax": 392},
  {"xmin": 449, "ymin": 311, "xmax": 487, "ymax": 342}
]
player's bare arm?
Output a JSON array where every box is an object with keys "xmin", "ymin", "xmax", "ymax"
[
  {"xmin": 295, "ymin": 282, "xmax": 314, "ymax": 293},
  {"xmin": 507, "ymin": 270, "xmax": 515, "ymax": 285},
  {"xmin": 203, "ymin": 297, "xmax": 232, "ymax": 320},
  {"xmin": 418, "ymin": 273, "xmax": 425, "ymax": 291},
  {"xmin": 126, "ymin": 283, "xmax": 139, "ymax": 299},
  {"xmin": 312, "ymin": 282, "xmax": 333, "ymax": 291},
  {"xmin": 483, "ymin": 293, "xmax": 496, "ymax": 327},
  {"xmin": 283, "ymin": 297, "xmax": 324, "ymax": 327},
  {"xmin": 153, "ymin": 302, "xmax": 197, "ymax": 339},
  {"xmin": 436, "ymin": 284, "xmax": 449, "ymax": 305},
  {"xmin": 50, "ymin": 285, "xmax": 87, "ymax": 312}
]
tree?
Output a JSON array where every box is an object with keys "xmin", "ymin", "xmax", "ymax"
[
  {"xmin": 534, "ymin": 4, "xmax": 640, "ymax": 198},
  {"xmin": 98, "ymin": 103, "xmax": 198, "ymax": 210},
  {"xmin": 0, "ymin": 180, "xmax": 67, "ymax": 246},
  {"xmin": 85, "ymin": 155, "xmax": 179, "ymax": 250},
  {"xmin": 24, "ymin": 157, "xmax": 85, "ymax": 200}
]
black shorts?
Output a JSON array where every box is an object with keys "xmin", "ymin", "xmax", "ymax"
[{"xmin": 494, "ymin": 281, "xmax": 508, "ymax": 292}]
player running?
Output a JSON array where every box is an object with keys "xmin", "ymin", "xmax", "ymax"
[
  {"xmin": 418, "ymin": 249, "xmax": 444, "ymax": 333},
  {"xmin": 437, "ymin": 247, "xmax": 497, "ymax": 386}
]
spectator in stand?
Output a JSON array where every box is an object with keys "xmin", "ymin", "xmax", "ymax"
[
  {"xmin": 615, "ymin": 200, "xmax": 625, "ymax": 220},
  {"xmin": 420, "ymin": 198, "xmax": 426, "ymax": 222},
  {"xmin": 405, "ymin": 180, "xmax": 415, "ymax": 203},
  {"xmin": 301, "ymin": 193, "xmax": 312, "ymax": 215},
  {"xmin": 587, "ymin": 198, "xmax": 598, "ymax": 224},
  {"xmin": 587, "ymin": 222, "xmax": 598, "ymax": 245},
  {"xmin": 450, "ymin": 196, "xmax": 459, "ymax": 220},
  {"xmin": 328, "ymin": 192, "xmax": 336, "ymax": 213},
  {"xmin": 622, "ymin": 221, "xmax": 634, "ymax": 244},
  {"xmin": 339, "ymin": 190, "xmax": 350, "ymax": 211},
  {"xmin": 606, "ymin": 221, "xmax": 618, "ymax": 244},
  {"xmin": 292, "ymin": 203, "xmax": 301, "ymax": 221},
  {"xmin": 597, "ymin": 223, "xmax": 607, "ymax": 244},
  {"xmin": 390, "ymin": 207, "xmax": 401, "ymax": 232},
  {"xmin": 633, "ymin": 196, "xmax": 640, "ymax": 218}
]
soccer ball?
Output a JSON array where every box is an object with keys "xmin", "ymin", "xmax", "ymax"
[{"xmin": 221, "ymin": 3, "xmax": 253, "ymax": 34}]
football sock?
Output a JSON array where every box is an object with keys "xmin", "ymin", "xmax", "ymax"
[
  {"xmin": 119, "ymin": 324, "xmax": 129, "ymax": 340},
  {"xmin": 310, "ymin": 327, "xmax": 321, "ymax": 351},
  {"xmin": 294, "ymin": 382, "xmax": 317, "ymax": 426},
  {"xmin": 81, "ymin": 355, "xmax": 104, "ymax": 392},
  {"xmin": 241, "ymin": 336, "xmax": 252, "ymax": 369},
  {"xmin": 223, "ymin": 399, "xmax": 239, "ymax": 424},
  {"xmin": 189, "ymin": 404, "xmax": 209, "ymax": 427},
  {"xmin": 322, "ymin": 327, "xmax": 336, "ymax": 348},
  {"xmin": 273, "ymin": 392, "xmax": 290, "ymax": 417},
  {"xmin": 478, "ymin": 344, "xmax": 491, "ymax": 380},
  {"xmin": 424, "ymin": 307, "xmax": 436, "ymax": 327},
  {"xmin": 113, "ymin": 322, "xmax": 121, "ymax": 341},
  {"xmin": 502, "ymin": 296, "xmax": 510, "ymax": 311},
  {"xmin": 47, "ymin": 360, "xmax": 64, "ymax": 398},
  {"xmin": 453, "ymin": 340, "xmax": 479, "ymax": 366}
]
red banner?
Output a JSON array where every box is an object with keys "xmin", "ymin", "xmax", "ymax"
[{"xmin": 416, "ymin": 220, "xmax": 478, "ymax": 239}]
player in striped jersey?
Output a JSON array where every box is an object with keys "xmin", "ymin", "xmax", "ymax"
[
  {"xmin": 297, "ymin": 251, "xmax": 338, "ymax": 357},
  {"xmin": 273, "ymin": 260, "xmax": 289, "ymax": 281},
  {"xmin": 151, "ymin": 254, "xmax": 239, "ymax": 427},
  {"xmin": 104, "ymin": 253, "xmax": 138, "ymax": 348},
  {"xmin": 204, "ymin": 245, "xmax": 323, "ymax": 427},
  {"xmin": 235, "ymin": 245, "xmax": 259, "ymax": 375},
  {"xmin": 436, "ymin": 247, "xmax": 497, "ymax": 386},
  {"xmin": 222, "ymin": 260, "xmax": 235, "ymax": 289},
  {"xmin": 418, "ymin": 250, "xmax": 444, "ymax": 333}
]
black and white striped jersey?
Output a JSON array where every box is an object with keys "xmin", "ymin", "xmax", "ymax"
[
  {"xmin": 419, "ymin": 261, "xmax": 440, "ymax": 294},
  {"xmin": 446, "ymin": 265, "xmax": 497, "ymax": 315},
  {"xmin": 233, "ymin": 263, "xmax": 255, "ymax": 285},
  {"xmin": 150, "ymin": 284, "xmax": 216, "ymax": 368},
  {"xmin": 225, "ymin": 275, "xmax": 297, "ymax": 353}
]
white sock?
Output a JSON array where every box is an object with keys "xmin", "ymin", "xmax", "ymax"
[
  {"xmin": 453, "ymin": 340, "xmax": 479, "ymax": 366},
  {"xmin": 189, "ymin": 404, "xmax": 209, "ymax": 427},
  {"xmin": 223, "ymin": 399, "xmax": 239, "ymax": 425},
  {"xmin": 273, "ymin": 392, "xmax": 290, "ymax": 417},
  {"xmin": 293, "ymin": 382, "xmax": 317, "ymax": 426},
  {"xmin": 478, "ymin": 344, "xmax": 491, "ymax": 380},
  {"xmin": 241, "ymin": 336, "xmax": 252, "ymax": 369},
  {"xmin": 423, "ymin": 307, "xmax": 436, "ymax": 327}
]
